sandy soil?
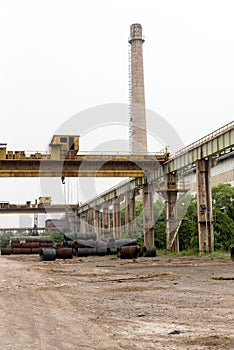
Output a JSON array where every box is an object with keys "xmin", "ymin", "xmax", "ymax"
[{"xmin": 0, "ymin": 254, "xmax": 233, "ymax": 350}]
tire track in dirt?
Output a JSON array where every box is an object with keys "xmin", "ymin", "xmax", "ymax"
[
  {"xmin": 36, "ymin": 289, "xmax": 121, "ymax": 350},
  {"xmin": 0, "ymin": 290, "xmax": 42, "ymax": 350}
]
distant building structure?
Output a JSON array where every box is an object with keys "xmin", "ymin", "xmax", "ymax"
[
  {"xmin": 45, "ymin": 218, "xmax": 69, "ymax": 232},
  {"xmin": 38, "ymin": 214, "xmax": 47, "ymax": 227},
  {"xmin": 19, "ymin": 215, "xmax": 32, "ymax": 228}
]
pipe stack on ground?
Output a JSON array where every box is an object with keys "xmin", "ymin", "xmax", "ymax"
[
  {"xmin": 139, "ymin": 246, "xmax": 157, "ymax": 257},
  {"xmin": 39, "ymin": 247, "xmax": 73, "ymax": 261},
  {"xmin": 69, "ymin": 237, "xmax": 138, "ymax": 257},
  {"xmin": 117, "ymin": 245, "xmax": 141, "ymax": 259},
  {"xmin": 0, "ymin": 248, "xmax": 13, "ymax": 255},
  {"xmin": 1, "ymin": 236, "xmax": 53, "ymax": 255},
  {"xmin": 63, "ymin": 232, "xmax": 97, "ymax": 244},
  {"xmin": 40, "ymin": 248, "xmax": 57, "ymax": 261},
  {"xmin": 56, "ymin": 248, "xmax": 73, "ymax": 259}
]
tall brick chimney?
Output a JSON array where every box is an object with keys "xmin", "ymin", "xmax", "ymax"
[{"xmin": 128, "ymin": 23, "xmax": 147, "ymax": 154}]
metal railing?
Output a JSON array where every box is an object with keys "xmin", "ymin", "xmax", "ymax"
[
  {"xmin": 77, "ymin": 147, "xmax": 169, "ymax": 156},
  {"xmin": 174, "ymin": 121, "xmax": 234, "ymax": 158},
  {"xmin": 78, "ymin": 177, "xmax": 143, "ymax": 210}
]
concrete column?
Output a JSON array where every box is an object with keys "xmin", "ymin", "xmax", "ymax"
[
  {"xmin": 112, "ymin": 198, "xmax": 121, "ymax": 239},
  {"xmin": 125, "ymin": 190, "xmax": 135, "ymax": 238},
  {"xmin": 67, "ymin": 213, "xmax": 78, "ymax": 233},
  {"xmin": 75, "ymin": 214, "xmax": 79, "ymax": 233},
  {"xmin": 102, "ymin": 203, "xmax": 110, "ymax": 241},
  {"xmin": 143, "ymin": 183, "xmax": 154, "ymax": 246},
  {"xmin": 196, "ymin": 159, "xmax": 214, "ymax": 253},
  {"xmin": 80, "ymin": 212, "xmax": 87, "ymax": 233},
  {"xmin": 87, "ymin": 208, "xmax": 95, "ymax": 233},
  {"xmin": 165, "ymin": 173, "xmax": 179, "ymax": 253},
  {"xmin": 94, "ymin": 208, "xmax": 101, "ymax": 240}
]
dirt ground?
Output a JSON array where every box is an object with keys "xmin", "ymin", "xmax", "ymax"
[{"xmin": 0, "ymin": 253, "xmax": 233, "ymax": 350}]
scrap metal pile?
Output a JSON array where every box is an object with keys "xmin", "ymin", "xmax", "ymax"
[
  {"xmin": 0, "ymin": 232, "xmax": 157, "ymax": 260},
  {"xmin": 63, "ymin": 232, "xmax": 156, "ymax": 259},
  {"xmin": 1, "ymin": 236, "xmax": 53, "ymax": 255}
]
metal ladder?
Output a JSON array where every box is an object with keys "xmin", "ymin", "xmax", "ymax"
[
  {"xmin": 167, "ymin": 219, "xmax": 183, "ymax": 251},
  {"xmin": 128, "ymin": 44, "xmax": 132, "ymax": 154}
]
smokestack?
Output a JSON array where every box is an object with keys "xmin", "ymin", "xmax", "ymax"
[{"xmin": 128, "ymin": 23, "xmax": 147, "ymax": 154}]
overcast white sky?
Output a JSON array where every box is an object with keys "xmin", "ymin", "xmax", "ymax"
[{"xmin": 0, "ymin": 0, "xmax": 233, "ymax": 227}]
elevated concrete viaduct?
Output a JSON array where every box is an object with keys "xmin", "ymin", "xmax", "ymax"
[{"xmin": 76, "ymin": 121, "xmax": 234, "ymax": 253}]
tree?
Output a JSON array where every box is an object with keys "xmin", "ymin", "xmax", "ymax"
[
  {"xmin": 0, "ymin": 234, "xmax": 10, "ymax": 248},
  {"xmin": 213, "ymin": 208, "xmax": 234, "ymax": 250},
  {"xmin": 178, "ymin": 194, "xmax": 198, "ymax": 251},
  {"xmin": 154, "ymin": 204, "xmax": 166, "ymax": 249},
  {"xmin": 212, "ymin": 183, "xmax": 234, "ymax": 220},
  {"xmin": 41, "ymin": 231, "xmax": 64, "ymax": 244},
  {"xmin": 122, "ymin": 184, "xmax": 234, "ymax": 252},
  {"xmin": 178, "ymin": 219, "xmax": 198, "ymax": 251}
]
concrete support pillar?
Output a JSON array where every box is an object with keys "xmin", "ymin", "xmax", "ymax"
[
  {"xmin": 87, "ymin": 208, "xmax": 95, "ymax": 233},
  {"xmin": 75, "ymin": 215, "xmax": 79, "ymax": 233},
  {"xmin": 67, "ymin": 214, "xmax": 78, "ymax": 233},
  {"xmin": 94, "ymin": 208, "xmax": 101, "ymax": 240},
  {"xmin": 143, "ymin": 183, "xmax": 154, "ymax": 246},
  {"xmin": 112, "ymin": 198, "xmax": 121, "ymax": 239},
  {"xmin": 102, "ymin": 203, "xmax": 110, "ymax": 241},
  {"xmin": 165, "ymin": 173, "xmax": 179, "ymax": 253},
  {"xmin": 80, "ymin": 212, "xmax": 87, "ymax": 233},
  {"xmin": 125, "ymin": 191, "xmax": 135, "ymax": 238},
  {"xmin": 76, "ymin": 214, "xmax": 80, "ymax": 233},
  {"xmin": 196, "ymin": 159, "xmax": 214, "ymax": 253}
]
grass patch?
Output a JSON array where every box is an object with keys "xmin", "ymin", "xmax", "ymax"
[
  {"xmin": 198, "ymin": 250, "xmax": 230, "ymax": 259},
  {"xmin": 157, "ymin": 249, "xmax": 230, "ymax": 259}
]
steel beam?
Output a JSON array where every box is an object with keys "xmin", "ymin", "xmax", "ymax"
[
  {"xmin": 0, "ymin": 227, "xmax": 46, "ymax": 233},
  {"xmin": 0, "ymin": 155, "xmax": 166, "ymax": 178},
  {"xmin": 0, "ymin": 205, "xmax": 77, "ymax": 214}
]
